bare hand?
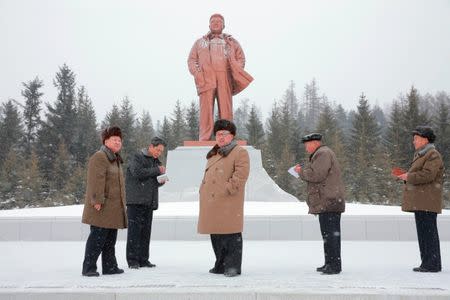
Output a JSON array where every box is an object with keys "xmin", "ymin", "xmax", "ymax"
[
  {"xmin": 294, "ymin": 164, "xmax": 302, "ymax": 174},
  {"xmin": 94, "ymin": 204, "xmax": 102, "ymax": 211},
  {"xmin": 398, "ymin": 173, "xmax": 408, "ymax": 181},
  {"xmin": 159, "ymin": 166, "xmax": 166, "ymax": 174}
]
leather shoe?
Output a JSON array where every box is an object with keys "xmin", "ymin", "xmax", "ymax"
[
  {"xmin": 321, "ymin": 265, "xmax": 341, "ymax": 275},
  {"xmin": 413, "ymin": 266, "xmax": 440, "ymax": 273},
  {"xmin": 128, "ymin": 264, "xmax": 139, "ymax": 269},
  {"xmin": 140, "ymin": 261, "xmax": 156, "ymax": 268},
  {"xmin": 316, "ymin": 264, "xmax": 327, "ymax": 272},
  {"xmin": 82, "ymin": 270, "xmax": 99, "ymax": 277},
  {"xmin": 209, "ymin": 267, "xmax": 224, "ymax": 274},
  {"xmin": 103, "ymin": 268, "xmax": 124, "ymax": 275}
]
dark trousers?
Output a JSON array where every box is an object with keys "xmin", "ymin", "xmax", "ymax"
[
  {"xmin": 210, "ymin": 233, "xmax": 242, "ymax": 273},
  {"xmin": 318, "ymin": 212, "xmax": 342, "ymax": 271},
  {"xmin": 82, "ymin": 225, "xmax": 118, "ymax": 274},
  {"xmin": 126, "ymin": 204, "xmax": 154, "ymax": 266},
  {"xmin": 414, "ymin": 211, "xmax": 441, "ymax": 271}
]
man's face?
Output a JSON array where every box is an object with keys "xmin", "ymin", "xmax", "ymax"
[
  {"xmin": 215, "ymin": 130, "xmax": 234, "ymax": 147},
  {"xmin": 209, "ymin": 16, "xmax": 224, "ymax": 34},
  {"xmin": 304, "ymin": 140, "xmax": 320, "ymax": 154},
  {"xmin": 149, "ymin": 144, "xmax": 165, "ymax": 158},
  {"xmin": 413, "ymin": 135, "xmax": 428, "ymax": 150},
  {"xmin": 104, "ymin": 136, "xmax": 122, "ymax": 153}
]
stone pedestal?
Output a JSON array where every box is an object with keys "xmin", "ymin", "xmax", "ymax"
[{"xmin": 159, "ymin": 145, "xmax": 298, "ymax": 202}]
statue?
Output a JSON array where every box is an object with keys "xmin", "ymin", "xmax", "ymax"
[{"xmin": 188, "ymin": 14, "xmax": 253, "ymax": 141}]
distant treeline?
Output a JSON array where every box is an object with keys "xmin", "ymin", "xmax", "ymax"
[{"xmin": 0, "ymin": 64, "xmax": 449, "ymax": 209}]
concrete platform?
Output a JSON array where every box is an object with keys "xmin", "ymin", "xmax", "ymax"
[{"xmin": 0, "ymin": 241, "xmax": 449, "ymax": 300}]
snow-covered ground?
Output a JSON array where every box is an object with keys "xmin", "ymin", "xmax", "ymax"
[
  {"xmin": 0, "ymin": 240, "xmax": 449, "ymax": 297},
  {"xmin": 1, "ymin": 202, "xmax": 449, "ymax": 217}
]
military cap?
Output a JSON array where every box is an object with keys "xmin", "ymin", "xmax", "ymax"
[
  {"xmin": 301, "ymin": 133, "xmax": 322, "ymax": 143},
  {"xmin": 412, "ymin": 126, "xmax": 436, "ymax": 143}
]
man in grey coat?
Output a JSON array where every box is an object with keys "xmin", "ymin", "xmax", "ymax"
[
  {"xmin": 295, "ymin": 133, "xmax": 345, "ymax": 275},
  {"xmin": 125, "ymin": 137, "xmax": 167, "ymax": 269}
]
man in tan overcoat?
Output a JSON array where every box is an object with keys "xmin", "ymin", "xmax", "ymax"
[
  {"xmin": 188, "ymin": 14, "xmax": 253, "ymax": 141},
  {"xmin": 198, "ymin": 119, "xmax": 250, "ymax": 277},
  {"xmin": 81, "ymin": 126, "xmax": 127, "ymax": 277},
  {"xmin": 295, "ymin": 133, "xmax": 345, "ymax": 275},
  {"xmin": 396, "ymin": 126, "xmax": 444, "ymax": 272}
]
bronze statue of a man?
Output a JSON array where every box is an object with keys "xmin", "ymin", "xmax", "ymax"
[{"xmin": 188, "ymin": 14, "xmax": 253, "ymax": 141}]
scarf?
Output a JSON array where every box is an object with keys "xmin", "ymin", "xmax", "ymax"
[{"xmin": 206, "ymin": 139, "xmax": 237, "ymax": 159}]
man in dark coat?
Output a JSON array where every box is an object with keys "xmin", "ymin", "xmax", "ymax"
[
  {"xmin": 396, "ymin": 126, "xmax": 444, "ymax": 272},
  {"xmin": 295, "ymin": 133, "xmax": 345, "ymax": 275},
  {"xmin": 82, "ymin": 126, "xmax": 127, "ymax": 277},
  {"xmin": 125, "ymin": 137, "xmax": 167, "ymax": 269}
]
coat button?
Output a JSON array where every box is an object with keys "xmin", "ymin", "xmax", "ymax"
[
  {"xmin": 212, "ymin": 180, "xmax": 216, "ymax": 184},
  {"xmin": 211, "ymin": 193, "xmax": 214, "ymax": 197}
]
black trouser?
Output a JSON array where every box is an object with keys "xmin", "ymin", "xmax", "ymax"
[
  {"xmin": 318, "ymin": 212, "xmax": 342, "ymax": 271},
  {"xmin": 126, "ymin": 204, "xmax": 154, "ymax": 266},
  {"xmin": 82, "ymin": 225, "xmax": 118, "ymax": 274},
  {"xmin": 210, "ymin": 233, "xmax": 242, "ymax": 273},
  {"xmin": 414, "ymin": 211, "xmax": 441, "ymax": 271}
]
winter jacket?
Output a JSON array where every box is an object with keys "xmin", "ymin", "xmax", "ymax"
[
  {"xmin": 125, "ymin": 149, "xmax": 164, "ymax": 210},
  {"xmin": 402, "ymin": 144, "xmax": 444, "ymax": 214},
  {"xmin": 198, "ymin": 144, "xmax": 250, "ymax": 234},
  {"xmin": 82, "ymin": 146, "xmax": 127, "ymax": 229},
  {"xmin": 300, "ymin": 145, "xmax": 345, "ymax": 214}
]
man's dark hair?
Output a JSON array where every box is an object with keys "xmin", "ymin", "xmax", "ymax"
[
  {"xmin": 101, "ymin": 126, "xmax": 122, "ymax": 145},
  {"xmin": 150, "ymin": 136, "xmax": 167, "ymax": 147}
]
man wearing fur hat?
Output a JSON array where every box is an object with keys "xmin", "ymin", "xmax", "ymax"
[
  {"xmin": 198, "ymin": 119, "xmax": 250, "ymax": 277},
  {"xmin": 188, "ymin": 14, "xmax": 253, "ymax": 141},
  {"xmin": 295, "ymin": 133, "xmax": 345, "ymax": 275},
  {"xmin": 396, "ymin": 126, "xmax": 444, "ymax": 272}
]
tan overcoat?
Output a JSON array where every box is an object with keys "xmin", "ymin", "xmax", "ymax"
[
  {"xmin": 82, "ymin": 149, "xmax": 127, "ymax": 229},
  {"xmin": 300, "ymin": 146, "xmax": 345, "ymax": 214},
  {"xmin": 402, "ymin": 146, "xmax": 444, "ymax": 214},
  {"xmin": 198, "ymin": 145, "xmax": 250, "ymax": 234}
]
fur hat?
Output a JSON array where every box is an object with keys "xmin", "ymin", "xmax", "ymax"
[
  {"xmin": 213, "ymin": 119, "xmax": 236, "ymax": 136},
  {"xmin": 412, "ymin": 126, "xmax": 436, "ymax": 143},
  {"xmin": 101, "ymin": 126, "xmax": 122, "ymax": 144}
]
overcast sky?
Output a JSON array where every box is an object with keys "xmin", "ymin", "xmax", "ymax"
[{"xmin": 1, "ymin": 0, "xmax": 449, "ymax": 123}]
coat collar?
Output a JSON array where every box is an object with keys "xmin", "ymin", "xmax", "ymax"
[{"xmin": 100, "ymin": 145, "xmax": 123, "ymax": 164}]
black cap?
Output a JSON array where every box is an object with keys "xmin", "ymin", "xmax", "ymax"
[
  {"xmin": 412, "ymin": 126, "xmax": 436, "ymax": 143},
  {"xmin": 301, "ymin": 133, "xmax": 322, "ymax": 143},
  {"xmin": 214, "ymin": 119, "xmax": 236, "ymax": 136}
]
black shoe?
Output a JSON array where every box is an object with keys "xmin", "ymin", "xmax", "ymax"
[
  {"xmin": 321, "ymin": 265, "xmax": 341, "ymax": 275},
  {"xmin": 82, "ymin": 270, "xmax": 100, "ymax": 277},
  {"xmin": 209, "ymin": 267, "xmax": 224, "ymax": 274},
  {"xmin": 316, "ymin": 264, "xmax": 327, "ymax": 272},
  {"xmin": 140, "ymin": 261, "xmax": 156, "ymax": 268},
  {"xmin": 224, "ymin": 268, "xmax": 241, "ymax": 277},
  {"xmin": 103, "ymin": 268, "xmax": 124, "ymax": 275},
  {"xmin": 128, "ymin": 264, "xmax": 139, "ymax": 269},
  {"xmin": 413, "ymin": 266, "xmax": 441, "ymax": 273}
]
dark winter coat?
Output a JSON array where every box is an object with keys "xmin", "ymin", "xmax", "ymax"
[
  {"xmin": 402, "ymin": 144, "xmax": 444, "ymax": 214},
  {"xmin": 299, "ymin": 145, "xmax": 345, "ymax": 214},
  {"xmin": 125, "ymin": 149, "xmax": 164, "ymax": 210},
  {"xmin": 82, "ymin": 146, "xmax": 127, "ymax": 229},
  {"xmin": 198, "ymin": 144, "xmax": 250, "ymax": 234}
]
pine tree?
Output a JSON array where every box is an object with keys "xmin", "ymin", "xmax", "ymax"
[
  {"xmin": 37, "ymin": 64, "xmax": 77, "ymax": 179},
  {"xmin": 73, "ymin": 86, "xmax": 98, "ymax": 165},
  {"xmin": 185, "ymin": 101, "xmax": 199, "ymax": 140},
  {"xmin": 118, "ymin": 97, "xmax": 137, "ymax": 159},
  {"xmin": 233, "ymin": 98, "xmax": 250, "ymax": 140},
  {"xmin": 135, "ymin": 110, "xmax": 155, "ymax": 149},
  {"xmin": 52, "ymin": 142, "xmax": 71, "ymax": 192},
  {"xmin": 0, "ymin": 149, "xmax": 21, "ymax": 196},
  {"xmin": 171, "ymin": 100, "xmax": 186, "ymax": 147},
  {"xmin": 302, "ymin": 78, "xmax": 322, "ymax": 130},
  {"xmin": 245, "ymin": 104, "xmax": 265, "ymax": 148},
  {"xmin": 102, "ymin": 104, "xmax": 121, "ymax": 128},
  {"xmin": 21, "ymin": 77, "xmax": 44, "ymax": 156},
  {"xmin": 17, "ymin": 150, "xmax": 45, "ymax": 207},
  {"xmin": 348, "ymin": 93, "xmax": 381, "ymax": 202},
  {"xmin": 264, "ymin": 103, "xmax": 283, "ymax": 177},
  {"xmin": 386, "ymin": 101, "xmax": 404, "ymax": 166},
  {"xmin": 0, "ymin": 100, "xmax": 23, "ymax": 165}
]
